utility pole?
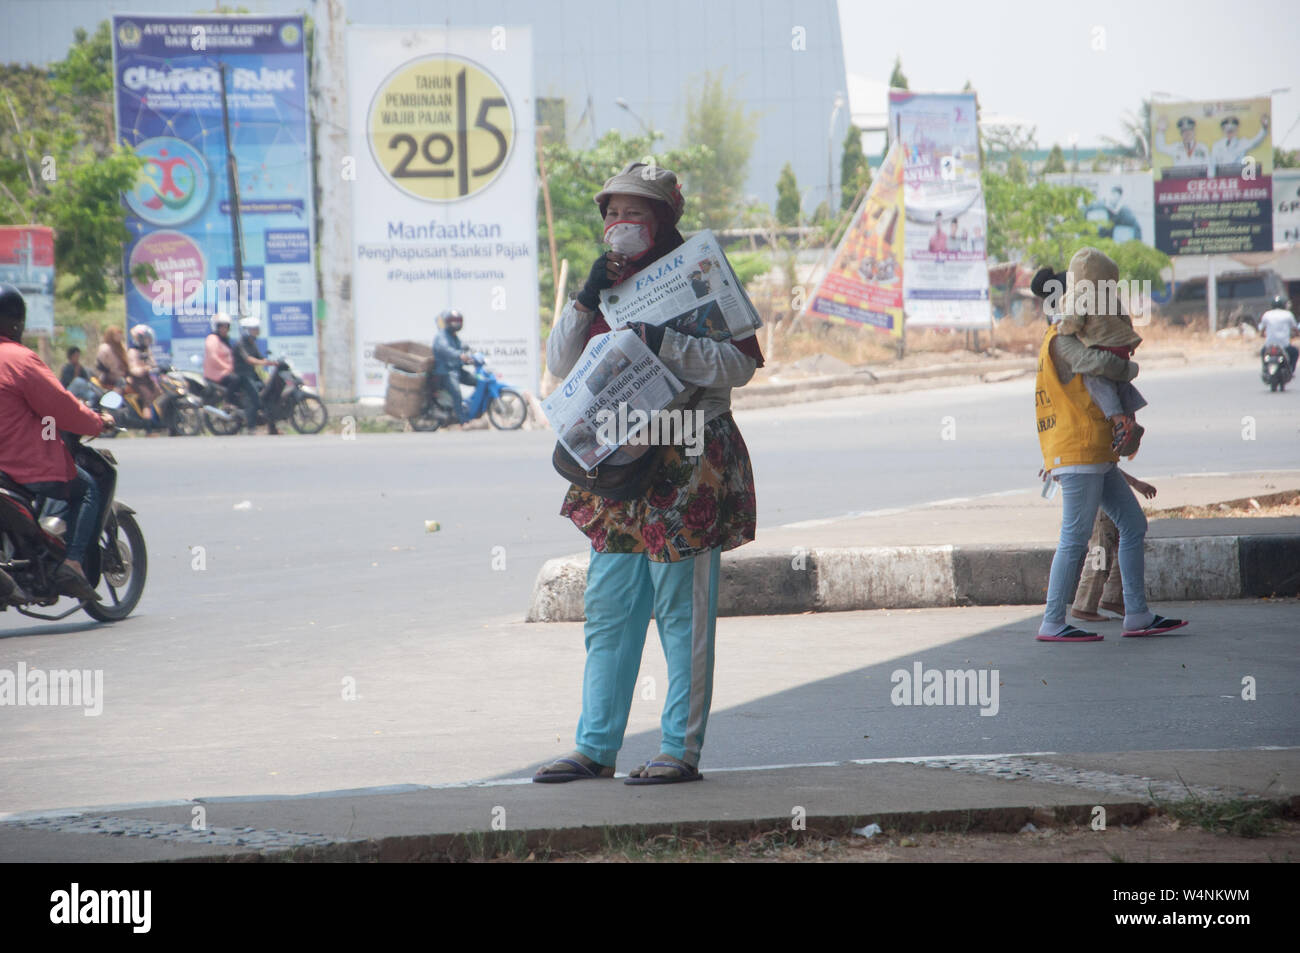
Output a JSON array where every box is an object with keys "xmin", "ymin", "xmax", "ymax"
[{"xmin": 218, "ymin": 63, "xmax": 246, "ymax": 317}]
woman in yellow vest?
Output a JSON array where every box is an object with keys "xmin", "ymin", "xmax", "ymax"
[{"xmin": 1032, "ymin": 253, "xmax": 1189, "ymax": 641}]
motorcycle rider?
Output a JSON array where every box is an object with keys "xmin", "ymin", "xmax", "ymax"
[
  {"xmin": 126, "ymin": 323, "xmax": 163, "ymax": 426},
  {"xmin": 430, "ymin": 309, "xmax": 476, "ymax": 420},
  {"xmin": 203, "ymin": 313, "xmax": 248, "ymax": 421},
  {"xmin": 233, "ymin": 315, "xmax": 280, "ymax": 434},
  {"xmin": 0, "ymin": 283, "xmax": 114, "ymax": 601},
  {"xmin": 1258, "ymin": 295, "xmax": 1298, "ymax": 374}
]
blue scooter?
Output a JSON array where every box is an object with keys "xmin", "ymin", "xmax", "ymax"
[{"xmin": 412, "ymin": 352, "xmax": 528, "ymax": 431}]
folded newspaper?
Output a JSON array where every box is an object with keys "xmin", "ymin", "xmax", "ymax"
[
  {"xmin": 543, "ymin": 329, "xmax": 685, "ymax": 470},
  {"xmin": 599, "ymin": 230, "xmax": 762, "ymax": 342}
]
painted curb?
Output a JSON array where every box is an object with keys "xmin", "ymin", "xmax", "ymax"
[{"xmin": 526, "ymin": 534, "xmax": 1300, "ymax": 622}]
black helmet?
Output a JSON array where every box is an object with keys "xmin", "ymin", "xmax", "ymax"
[
  {"xmin": 440, "ymin": 309, "xmax": 464, "ymax": 332},
  {"xmin": 0, "ymin": 283, "xmax": 25, "ymax": 339},
  {"xmin": 1273, "ymin": 295, "xmax": 1289, "ymax": 310}
]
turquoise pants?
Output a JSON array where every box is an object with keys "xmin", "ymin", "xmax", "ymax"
[{"xmin": 575, "ymin": 546, "xmax": 722, "ymax": 769}]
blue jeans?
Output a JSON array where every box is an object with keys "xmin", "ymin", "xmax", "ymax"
[
  {"xmin": 1042, "ymin": 466, "xmax": 1150, "ymax": 629},
  {"xmin": 26, "ymin": 466, "xmax": 102, "ymax": 566},
  {"xmin": 575, "ymin": 547, "xmax": 722, "ymax": 769}
]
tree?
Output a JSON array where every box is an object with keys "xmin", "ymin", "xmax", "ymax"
[
  {"xmin": 775, "ymin": 162, "xmax": 800, "ymax": 226},
  {"xmin": 1044, "ymin": 144, "xmax": 1067, "ymax": 174},
  {"xmin": 889, "ymin": 56, "xmax": 909, "ymax": 90},
  {"xmin": 1275, "ymin": 147, "xmax": 1299, "ymax": 169},
  {"xmin": 1101, "ymin": 100, "xmax": 1152, "ymax": 161},
  {"xmin": 0, "ymin": 24, "xmax": 142, "ymax": 310},
  {"xmin": 680, "ymin": 70, "xmax": 759, "ymax": 230},
  {"xmin": 982, "ymin": 172, "xmax": 1093, "ymax": 265},
  {"xmin": 840, "ymin": 124, "xmax": 870, "ymax": 210}
]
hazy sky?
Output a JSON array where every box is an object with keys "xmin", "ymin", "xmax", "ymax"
[{"xmin": 838, "ymin": 0, "xmax": 1300, "ymax": 150}]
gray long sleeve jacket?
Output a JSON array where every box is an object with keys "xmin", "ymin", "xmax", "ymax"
[{"xmin": 547, "ymin": 298, "xmax": 757, "ymax": 425}]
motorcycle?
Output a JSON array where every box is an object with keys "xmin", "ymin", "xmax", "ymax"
[
  {"xmin": 0, "ymin": 392, "xmax": 148, "ymax": 622},
  {"xmin": 181, "ymin": 356, "xmax": 328, "ymax": 435},
  {"xmin": 86, "ymin": 365, "xmax": 203, "ymax": 437},
  {"xmin": 1261, "ymin": 345, "xmax": 1294, "ymax": 392},
  {"xmin": 261, "ymin": 358, "xmax": 329, "ymax": 434},
  {"xmin": 410, "ymin": 352, "xmax": 528, "ymax": 432}
]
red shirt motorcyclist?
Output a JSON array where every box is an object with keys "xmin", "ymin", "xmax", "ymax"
[{"xmin": 0, "ymin": 284, "xmax": 112, "ymax": 600}]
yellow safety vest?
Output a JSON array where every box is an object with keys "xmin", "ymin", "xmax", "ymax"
[{"xmin": 1035, "ymin": 325, "xmax": 1117, "ymax": 472}]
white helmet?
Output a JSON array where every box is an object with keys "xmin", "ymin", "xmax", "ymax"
[
  {"xmin": 211, "ymin": 312, "xmax": 232, "ymax": 331},
  {"xmin": 239, "ymin": 315, "xmax": 261, "ymax": 331},
  {"xmin": 130, "ymin": 323, "xmax": 154, "ymax": 348}
]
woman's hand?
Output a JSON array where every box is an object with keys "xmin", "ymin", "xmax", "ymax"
[{"xmin": 575, "ymin": 253, "xmax": 623, "ymax": 312}]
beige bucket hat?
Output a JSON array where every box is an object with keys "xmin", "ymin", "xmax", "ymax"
[
  {"xmin": 595, "ymin": 161, "xmax": 685, "ymax": 224},
  {"xmin": 1060, "ymin": 247, "xmax": 1142, "ymax": 349}
]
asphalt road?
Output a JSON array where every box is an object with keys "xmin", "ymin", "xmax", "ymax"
[{"xmin": 1, "ymin": 358, "xmax": 1297, "ymax": 811}]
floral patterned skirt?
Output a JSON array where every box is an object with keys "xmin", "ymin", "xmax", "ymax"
[{"xmin": 559, "ymin": 412, "xmax": 757, "ymax": 562}]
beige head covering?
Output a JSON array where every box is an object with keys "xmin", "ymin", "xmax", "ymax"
[
  {"xmin": 1059, "ymin": 247, "xmax": 1142, "ymax": 349},
  {"xmin": 595, "ymin": 162, "xmax": 685, "ymax": 224}
]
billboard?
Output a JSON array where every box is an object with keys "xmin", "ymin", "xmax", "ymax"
[
  {"xmin": 804, "ymin": 142, "xmax": 904, "ymax": 336},
  {"xmin": 1045, "ymin": 172, "xmax": 1155, "ymax": 248},
  {"xmin": 347, "ymin": 27, "xmax": 540, "ymax": 399},
  {"xmin": 112, "ymin": 14, "xmax": 320, "ymax": 382},
  {"xmin": 1150, "ymin": 98, "xmax": 1272, "ymax": 255},
  {"xmin": 1274, "ymin": 169, "xmax": 1300, "ymax": 247},
  {"xmin": 888, "ymin": 91, "xmax": 991, "ymax": 329},
  {"xmin": 0, "ymin": 226, "xmax": 54, "ymax": 336}
]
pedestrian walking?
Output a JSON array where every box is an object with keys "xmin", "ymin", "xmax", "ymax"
[{"xmin": 1030, "ymin": 255, "xmax": 1189, "ymax": 642}]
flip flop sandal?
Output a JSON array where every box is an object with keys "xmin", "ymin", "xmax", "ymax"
[
  {"xmin": 1036, "ymin": 625, "xmax": 1103, "ymax": 642},
  {"xmin": 624, "ymin": 760, "xmax": 703, "ymax": 786},
  {"xmin": 531, "ymin": 756, "xmax": 615, "ymax": 783},
  {"xmin": 1122, "ymin": 615, "xmax": 1189, "ymax": 638}
]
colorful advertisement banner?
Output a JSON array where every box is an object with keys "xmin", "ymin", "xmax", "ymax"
[
  {"xmin": 0, "ymin": 226, "xmax": 54, "ymax": 336},
  {"xmin": 1273, "ymin": 169, "xmax": 1300, "ymax": 247},
  {"xmin": 112, "ymin": 14, "xmax": 320, "ymax": 382},
  {"xmin": 804, "ymin": 142, "xmax": 904, "ymax": 335},
  {"xmin": 1150, "ymin": 98, "xmax": 1273, "ymax": 256},
  {"xmin": 347, "ymin": 27, "xmax": 540, "ymax": 399},
  {"xmin": 1044, "ymin": 172, "xmax": 1155, "ymax": 248},
  {"xmin": 888, "ymin": 91, "xmax": 991, "ymax": 329}
]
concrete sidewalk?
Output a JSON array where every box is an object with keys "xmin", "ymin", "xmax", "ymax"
[
  {"xmin": 2, "ymin": 748, "xmax": 1295, "ymax": 861},
  {"xmin": 529, "ymin": 470, "xmax": 1300, "ymax": 621}
]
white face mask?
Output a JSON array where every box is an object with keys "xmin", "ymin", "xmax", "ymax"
[{"xmin": 603, "ymin": 220, "xmax": 654, "ymax": 259}]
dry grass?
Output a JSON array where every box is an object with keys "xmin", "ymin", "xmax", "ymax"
[{"xmin": 1148, "ymin": 490, "xmax": 1300, "ymax": 521}]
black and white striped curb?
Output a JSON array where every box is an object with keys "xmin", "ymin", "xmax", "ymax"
[{"xmin": 526, "ymin": 534, "xmax": 1300, "ymax": 621}]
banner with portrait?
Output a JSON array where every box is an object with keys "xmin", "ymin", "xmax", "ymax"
[
  {"xmin": 1150, "ymin": 98, "xmax": 1273, "ymax": 255},
  {"xmin": 1045, "ymin": 172, "xmax": 1155, "ymax": 248}
]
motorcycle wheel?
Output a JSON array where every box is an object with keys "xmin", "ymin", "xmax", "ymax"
[
  {"xmin": 83, "ymin": 512, "xmax": 147, "ymax": 622},
  {"xmin": 205, "ymin": 406, "xmax": 244, "ymax": 436},
  {"xmin": 170, "ymin": 403, "xmax": 203, "ymax": 437},
  {"xmin": 290, "ymin": 394, "xmax": 329, "ymax": 435},
  {"xmin": 410, "ymin": 409, "xmax": 443, "ymax": 432},
  {"xmin": 1270, "ymin": 380, "xmax": 1279, "ymax": 392},
  {"xmin": 487, "ymin": 388, "xmax": 528, "ymax": 430}
]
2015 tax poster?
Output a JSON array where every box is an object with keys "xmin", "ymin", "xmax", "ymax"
[
  {"xmin": 347, "ymin": 27, "xmax": 539, "ymax": 399},
  {"xmin": 1150, "ymin": 98, "xmax": 1272, "ymax": 255},
  {"xmin": 112, "ymin": 14, "xmax": 320, "ymax": 382}
]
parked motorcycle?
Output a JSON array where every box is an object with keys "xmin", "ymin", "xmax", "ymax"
[
  {"xmin": 1261, "ymin": 345, "xmax": 1294, "ymax": 392},
  {"xmin": 410, "ymin": 352, "xmax": 528, "ymax": 432},
  {"xmin": 87, "ymin": 365, "xmax": 203, "ymax": 437},
  {"xmin": 0, "ymin": 392, "xmax": 147, "ymax": 622}
]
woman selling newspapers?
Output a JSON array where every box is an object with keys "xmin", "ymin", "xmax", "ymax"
[{"xmin": 534, "ymin": 162, "xmax": 764, "ymax": 785}]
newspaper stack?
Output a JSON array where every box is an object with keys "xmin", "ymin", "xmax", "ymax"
[
  {"xmin": 599, "ymin": 230, "xmax": 762, "ymax": 341},
  {"xmin": 545, "ymin": 232, "xmax": 759, "ymax": 469}
]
